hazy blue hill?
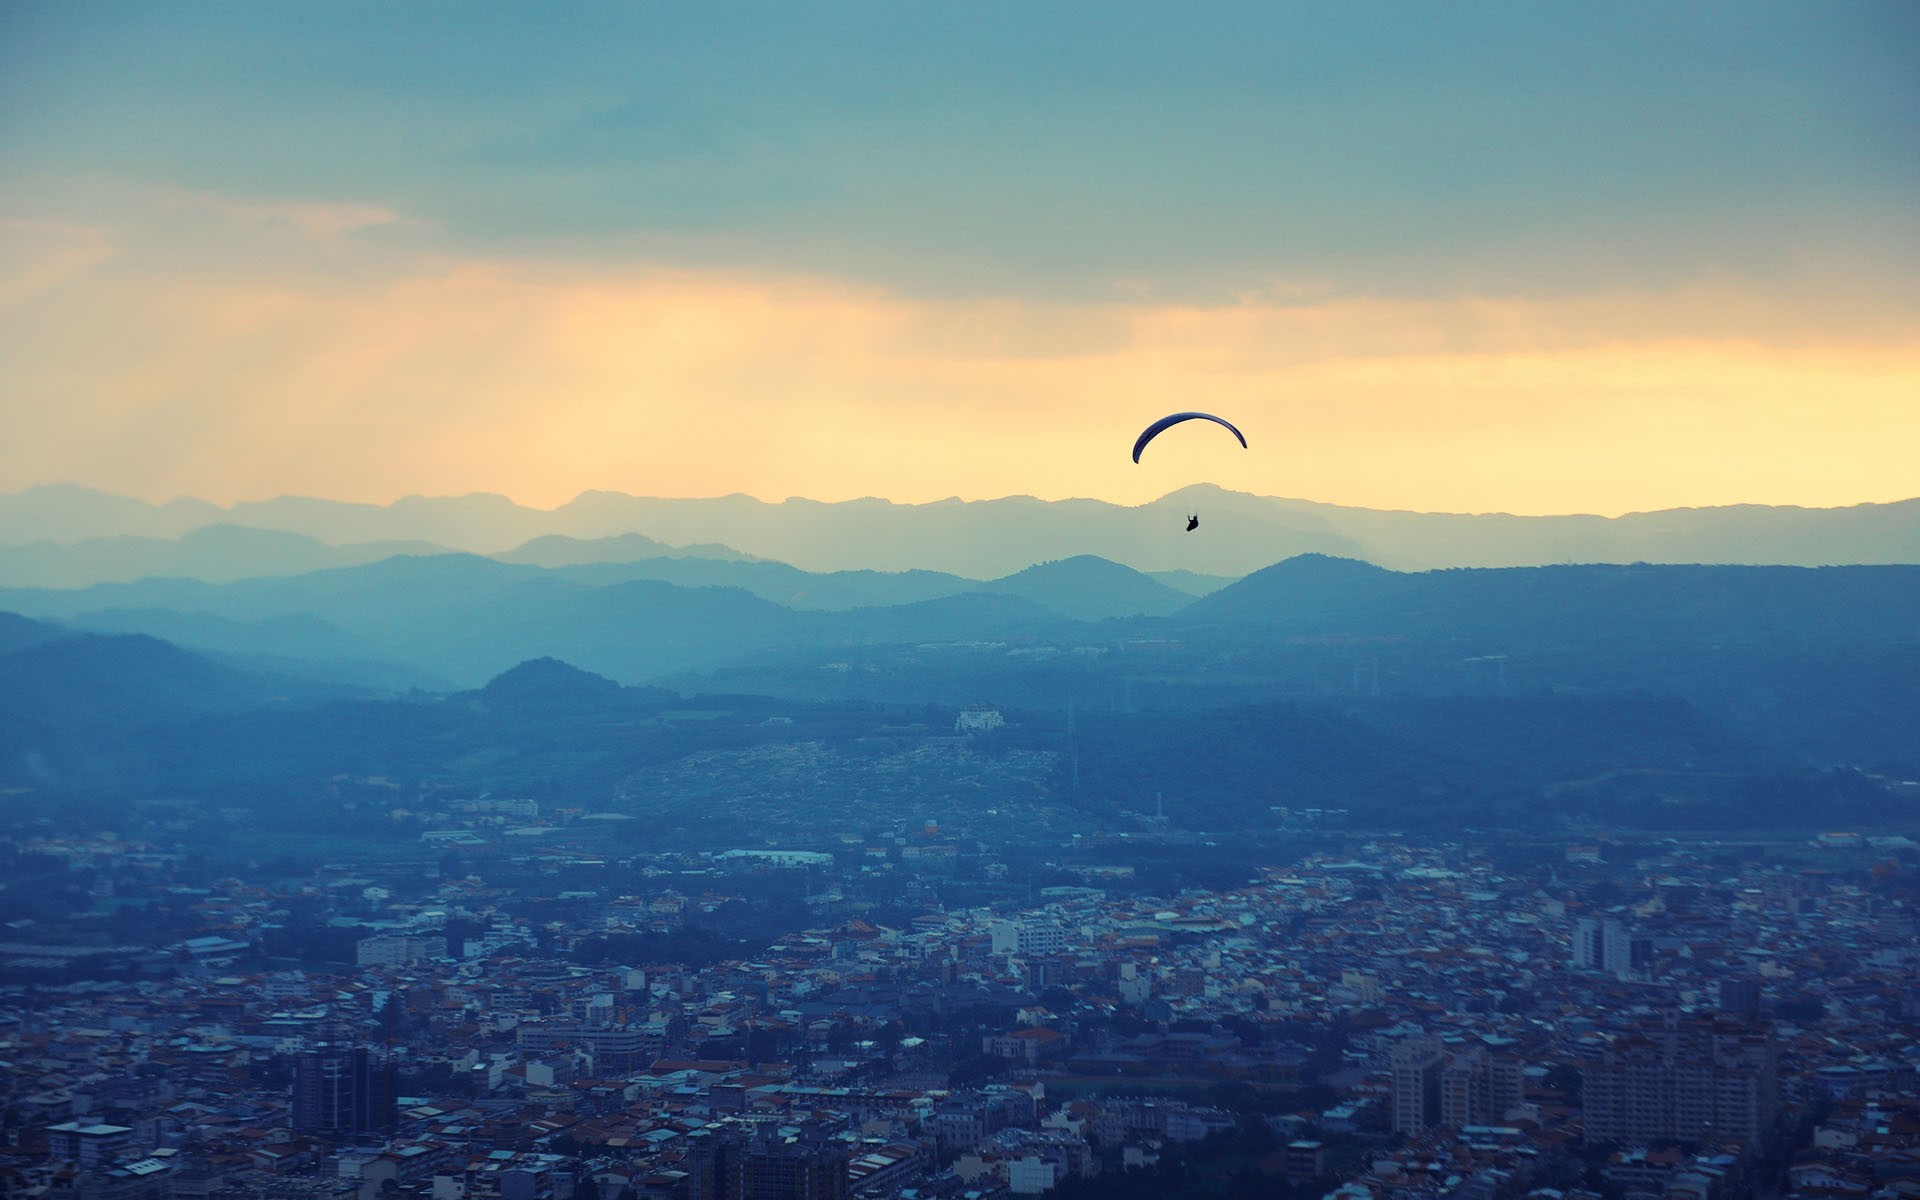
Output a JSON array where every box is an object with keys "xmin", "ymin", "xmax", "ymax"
[
  {"xmin": 0, "ymin": 633, "xmax": 353, "ymax": 729},
  {"xmin": 1180, "ymin": 555, "xmax": 1920, "ymax": 647},
  {"xmin": 166, "ymin": 525, "xmax": 450, "ymax": 577},
  {"xmin": 11, "ymin": 484, "xmax": 1920, "ymax": 575},
  {"xmin": 56, "ymin": 608, "xmax": 449, "ymax": 693},
  {"xmin": 538, "ymin": 487, "xmax": 1368, "ymax": 576},
  {"xmin": 378, "ymin": 577, "xmax": 811, "ymax": 685},
  {"xmin": 1598, "ymin": 641, "xmax": 1920, "ymax": 773},
  {"xmin": 224, "ymin": 492, "xmax": 548, "ymax": 552},
  {"xmin": 1160, "ymin": 555, "xmax": 1920, "ymax": 771},
  {"xmin": 1342, "ymin": 694, "xmax": 1769, "ymax": 784},
  {"xmin": 0, "ymin": 608, "xmax": 1900, "ymax": 832},
  {"xmin": 0, "ymin": 525, "xmax": 454, "ymax": 588},
  {"xmin": 497, "ymin": 532, "xmax": 758, "ymax": 567},
  {"xmin": 0, "ymin": 552, "xmax": 540, "ymax": 625},
  {"xmin": 1148, "ymin": 569, "xmax": 1237, "ymax": 597},
  {"xmin": 1179, "ymin": 553, "xmax": 1393, "ymax": 627},
  {"xmin": 1063, "ymin": 702, "xmax": 1465, "ymax": 829},
  {"xmin": 482, "ymin": 654, "xmax": 622, "ymax": 693},
  {"xmin": 1062, "ymin": 692, "xmax": 1824, "ymax": 831},
  {"xmin": 0, "ymin": 611, "xmax": 69, "ymax": 655},
  {"xmin": 134, "ymin": 661, "xmax": 907, "ymax": 812},
  {"xmin": 2, "ymin": 541, "xmax": 1913, "ymax": 756},
  {"xmin": 974, "ymin": 555, "xmax": 1193, "ymax": 620},
  {"xmin": 125, "ymin": 658, "xmax": 674, "ymax": 806},
  {"xmin": 57, "ymin": 554, "xmax": 547, "ymax": 638},
  {"xmin": 0, "ymin": 487, "xmax": 544, "ymax": 553},
  {"xmin": 66, "ymin": 607, "xmax": 374, "ymax": 660},
  {"xmin": 0, "ymin": 576, "xmax": 229, "ymax": 622},
  {"xmin": 223, "ymin": 556, "xmax": 559, "ymax": 655},
  {"xmin": 549, "ymin": 489, "xmax": 772, "ymax": 544},
  {"xmin": 148, "ymin": 559, "xmax": 1057, "ymax": 684},
  {"xmin": 0, "ymin": 553, "xmax": 538, "ymax": 648},
  {"xmin": 198, "ymin": 651, "xmax": 455, "ymax": 695},
  {"xmin": 0, "ymin": 484, "xmax": 221, "ymax": 544},
  {"xmin": 0, "ymin": 555, "xmax": 1042, "ymax": 687},
  {"xmin": 548, "ymin": 557, "xmax": 977, "ymax": 611},
  {"xmin": 1282, "ymin": 495, "xmax": 1920, "ymax": 569},
  {"xmin": 819, "ymin": 591, "xmax": 1066, "ymax": 643},
  {"xmin": 469, "ymin": 656, "xmax": 635, "ymax": 713}
]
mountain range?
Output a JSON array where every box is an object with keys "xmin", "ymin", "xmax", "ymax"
[
  {"xmin": 4, "ymin": 481, "xmax": 1917, "ymax": 832},
  {"xmin": 5, "ymin": 484, "xmax": 1918, "ymax": 583},
  {"xmin": 2, "ymin": 560, "xmax": 1911, "ymax": 834},
  {"xmin": 2, "ymin": 544, "xmax": 1915, "ymax": 782}
]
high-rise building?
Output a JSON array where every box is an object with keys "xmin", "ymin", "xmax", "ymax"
[
  {"xmin": 1582, "ymin": 1011, "xmax": 1778, "ymax": 1147},
  {"xmin": 1572, "ymin": 916, "xmax": 1637, "ymax": 976},
  {"xmin": 1396, "ymin": 1038, "xmax": 1527, "ymax": 1133},
  {"xmin": 1440, "ymin": 1045, "xmax": 1489, "ymax": 1129},
  {"xmin": 290, "ymin": 1047, "xmax": 395, "ymax": 1141},
  {"xmin": 1390, "ymin": 1038, "xmax": 1444, "ymax": 1136},
  {"xmin": 1489, "ymin": 1051, "xmax": 1527, "ymax": 1117},
  {"xmin": 686, "ymin": 1125, "xmax": 851, "ymax": 1200}
]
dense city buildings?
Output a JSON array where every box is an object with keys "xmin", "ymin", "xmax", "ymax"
[{"xmin": 3, "ymin": 811, "xmax": 1917, "ymax": 1199}]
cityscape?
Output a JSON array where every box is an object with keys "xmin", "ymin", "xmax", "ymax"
[
  {"xmin": 3, "ymin": 687, "xmax": 1917, "ymax": 1197},
  {"xmin": 5, "ymin": 3, "xmax": 1918, "ymax": 1199}
]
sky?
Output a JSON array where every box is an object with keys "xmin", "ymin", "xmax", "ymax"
[{"xmin": 2, "ymin": 2, "xmax": 1916, "ymax": 516}]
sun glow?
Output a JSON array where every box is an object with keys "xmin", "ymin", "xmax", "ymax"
[{"xmin": 2, "ymin": 205, "xmax": 1916, "ymax": 515}]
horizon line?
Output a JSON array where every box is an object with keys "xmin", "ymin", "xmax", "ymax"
[{"xmin": 7, "ymin": 480, "xmax": 1919, "ymax": 523}]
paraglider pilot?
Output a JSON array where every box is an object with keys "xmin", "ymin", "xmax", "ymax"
[{"xmin": 1130, "ymin": 411, "xmax": 1243, "ymax": 538}]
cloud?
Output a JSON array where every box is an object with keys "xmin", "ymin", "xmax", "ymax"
[
  {"xmin": 1, "ymin": 203, "xmax": 1916, "ymax": 516},
  {"xmin": 0, "ymin": 217, "xmax": 115, "ymax": 306},
  {"xmin": 170, "ymin": 190, "xmax": 419, "ymax": 239}
]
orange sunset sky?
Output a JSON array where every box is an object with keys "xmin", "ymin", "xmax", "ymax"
[{"xmin": 3, "ymin": 4, "xmax": 1916, "ymax": 516}]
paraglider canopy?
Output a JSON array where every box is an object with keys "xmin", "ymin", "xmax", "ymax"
[{"xmin": 1132, "ymin": 411, "xmax": 1248, "ymax": 463}]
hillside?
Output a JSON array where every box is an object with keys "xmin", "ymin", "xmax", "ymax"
[{"xmin": 974, "ymin": 555, "xmax": 1192, "ymax": 620}]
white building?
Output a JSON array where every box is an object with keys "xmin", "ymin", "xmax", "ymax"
[
  {"xmin": 1572, "ymin": 916, "xmax": 1637, "ymax": 977},
  {"xmin": 991, "ymin": 920, "xmax": 1069, "ymax": 957},
  {"xmin": 46, "ymin": 1122, "xmax": 136, "ymax": 1167},
  {"xmin": 955, "ymin": 704, "xmax": 1005, "ymax": 733},
  {"xmin": 357, "ymin": 935, "xmax": 448, "ymax": 966}
]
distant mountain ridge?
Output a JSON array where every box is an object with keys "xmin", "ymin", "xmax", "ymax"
[
  {"xmin": 0, "ymin": 553, "xmax": 1078, "ymax": 686},
  {"xmin": 10, "ymin": 483, "xmax": 1916, "ymax": 577},
  {"xmin": 497, "ymin": 532, "xmax": 759, "ymax": 567},
  {"xmin": 0, "ymin": 524, "xmax": 452, "ymax": 588},
  {"xmin": 3, "ymin": 550, "xmax": 1917, "ymax": 818}
]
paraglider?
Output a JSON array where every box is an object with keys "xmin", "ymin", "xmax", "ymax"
[
  {"xmin": 1132, "ymin": 412, "xmax": 1247, "ymax": 532},
  {"xmin": 1130, "ymin": 411, "xmax": 1248, "ymax": 464}
]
